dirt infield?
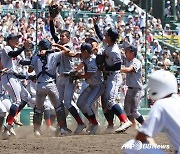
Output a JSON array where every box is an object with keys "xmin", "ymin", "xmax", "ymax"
[{"xmin": 0, "ymin": 125, "xmax": 174, "ymax": 154}]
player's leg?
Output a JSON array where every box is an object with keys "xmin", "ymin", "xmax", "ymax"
[
  {"xmin": 131, "ymin": 89, "xmax": 144, "ymax": 125},
  {"xmin": 33, "ymin": 85, "xmax": 46, "ymax": 136},
  {"xmin": 124, "ymin": 89, "xmax": 136, "ymax": 126},
  {"xmin": 64, "ymin": 81, "xmax": 84, "ymax": 128},
  {"xmin": 0, "ymin": 101, "xmax": 7, "ymax": 132},
  {"xmin": 77, "ymin": 86, "xmax": 91, "ymax": 123},
  {"xmin": 48, "ymin": 83, "xmax": 69, "ymax": 135},
  {"xmin": 106, "ymin": 75, "xmax": 132, "ymax": 133},
  {"xmin": 1, "ymin": 75, "xmax": 22, "ymax": 136},
  {"xmin": 44, "ymin": 100, "xmax": 56, "ymax": 132},
  {"xmin": 101, "ymin": 93, "xmax": 115, "ymax": 129},
  {"xmin": 84, "ymin": 84, "xmax": 105, "ymax": 135},
  {"xmin": 17, "ymin": 82, "xmax": 33, "ymax": 114}
]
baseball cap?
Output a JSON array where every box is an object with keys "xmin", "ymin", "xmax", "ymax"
[
  {"xmin": 80, "ymin": 42, "xmax": 92, "ymax": 54},
  {"xmin": 6, "ymin": 34, "xmax": 21, "ymax": 42},
  {"xmin": 85, "ymin": 37, "xmax": 99, "ymax": 43},
  {"xmin": 38, "ymin": 39, "xmax": 51, "ymax": 50},
  {"xmin": 105, "ymin": 28, "xmax": 119, "ymax": 41},
  {"xmin": 125, "ymin": 45, "xmax": 137, "ymax": 55}
]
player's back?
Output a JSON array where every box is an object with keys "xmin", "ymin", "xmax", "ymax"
[{"xmin": 155, "ymin": 94, "xmax": 180, "ymax": 150}]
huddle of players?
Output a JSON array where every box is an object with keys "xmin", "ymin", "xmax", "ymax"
[{"xmin": 0, "ymin": 16, "xmax": 146, "ymax": 138}]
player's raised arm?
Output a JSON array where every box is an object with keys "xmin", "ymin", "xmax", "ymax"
[{"xmin": 93, "ymin": 17, "xmax": 104, "ymax": 42}]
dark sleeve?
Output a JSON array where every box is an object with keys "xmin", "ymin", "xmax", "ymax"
[
  {"xmin": 105, "ymin": 62, "xmax": 121, "ymax": 71},
  {"xmin": 50, "ymin": 20, "xmax": 59, "ymax": 43},
  {"xmin": 94, "ymin": 24, "xmax": 104, "ymax": 41},
  {"xmin": 8, "ymin": 46, "xmax": 25, "ymax": 58},
  {"xmin": 19, "ymin": 60, "xmax": 31, "ymax": 65},
  {"xmin": 13, "ymin": 73, "xmax": 26, "ymax": 79}
]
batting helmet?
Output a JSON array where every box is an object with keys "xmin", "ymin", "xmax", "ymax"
[
  {"xmin": 38, "ymin": 39, "xmax": 51, "ymax": 50},
  {"xmin": 146, "ymin": 70, "xmax": 177, "ymax": 100},
  {"xmin": 105, "ymin": 28, "xmax": 119, "ymax": 42},
  {"xmin": 80, "ymin": 42, "xmax": 93, "ymax": 54}
]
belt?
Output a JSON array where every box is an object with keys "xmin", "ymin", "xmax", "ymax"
[
  {"xmin": 128, "ymin": 87, "xmax": 141, "ymax": 90},
  {"xmin": 37, "ymin": 81, "xmax": 54, "ymax": 84},
  {"xmin": 61, "ymin": 73, "xmax": 70, "ymax": 77},
  {"xmin": 106, "ymin": 72, "xmax": 113, "ymax": 76}
]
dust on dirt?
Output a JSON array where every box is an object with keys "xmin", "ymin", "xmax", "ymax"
[{"xmin": 0, "ymin": 125, "xmax": 174, "ymax": 154}]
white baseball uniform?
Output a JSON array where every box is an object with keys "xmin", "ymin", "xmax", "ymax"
[{"xmin": 138, "ymin": 94, "xmax": 180, "ymax": 152}]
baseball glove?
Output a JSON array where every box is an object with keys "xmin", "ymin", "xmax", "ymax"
[
  {"xmin": 48, "ymin": 3, "xmax": 60, "ymax": 18},
  {"xmin": 69, "ymin": 71, "xmax": 79, "ymax": 83},
  {"xmin": 28, "ymin": 75, "xmax": 37, "ymax": 81},
  {"xmin": 96, "ymin": 54, "xmax": 105, "ymax": 70}
]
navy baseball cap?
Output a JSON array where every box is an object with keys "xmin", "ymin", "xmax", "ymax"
[
  {"xmin": 125, "ymin": 45, "xmax": 137, "ymax": 55},
  {"xmin": 38, "ymin": 39, "xmax": 51, "ymax": 50},
  {"xmin": 81, "ymin": 42, "xmax": 92, "ymax": 54},
  {"xmin": 85, "ymin": 37, "xmax": 99, "ymax": 43},
  {"xmin": 6, "ymin": 34, "xmax": 21, "ymax": 42},
  {"xmin": 105, "ymin": 28, "xmax": 119, "ymax": 42}
]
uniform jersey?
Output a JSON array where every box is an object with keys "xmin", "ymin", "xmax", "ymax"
[
  {"xmin": 1, "ymin": 46, "xmax": 21, "ymax": 74},
  {"xmin": 83, "ymin": 54, "xmax": 103, "ymax": 85},
  {"xmin": 103, "ymin": 43, "xmax": 121, "ymax": 67},
  {"xmin": 30, "ymin": 52, "xmax": 62, "ymax": 83},
  {"xmin": 57, "ymin": 43, "xmax": 75, "ymax": 74},
  {"xmin": 124, "ymin": 58, "xmax": 142, "ymax": 89},
  {"xmin": 138, "ymin": 94, "xmax": 180, "ymax": 151}
]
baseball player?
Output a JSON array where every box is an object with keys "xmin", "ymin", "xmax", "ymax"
[
  {"xmin": 50, "ymin": 17, "xmax": 85, "ymax": 132},
  {"xmin": 73, "ymin": 43, "xmax": 105, "ymax": 134},
  {"xmin": 28, "ymin": 39, "xmax": 70, "ymax": 136},
  {"xmin": 0, "ymin": 67, "xmax": 24, "ymax": 134},
  {"xmin": 120, "ymin": 45, "xmax": 144, "ymax": 129},
  {"xmin": 1, "ymin": 34, "xmax": 33, "ymax": 137},
  {"xmin": 124, "ymin": 70, "xmax": 180, "ymax": 154},
  {"xmin": 93, "ymin": 20, "xmax": 132, "ymax": 132},
  {"xmin": 26, "ymin": 76, "xmax": 56, "ymax": 132}
]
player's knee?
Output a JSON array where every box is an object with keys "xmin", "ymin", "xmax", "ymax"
[
  {"xmin": 132, "ymin": 111, "xmax": 141, "ymax": 119},
  {"xmin": 33, "ymin": 107, "xmax": 43, "ymax": 125},
  {"xmin": 55, "ymin": 103, "xmax": 65, "ymax": 112},
  {"xmin": 9, "ymin": 104, "xmax": 19, "ymax": 116}
]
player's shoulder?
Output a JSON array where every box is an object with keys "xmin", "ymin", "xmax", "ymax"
[
  {"xmin": 112, "ymin": 43, "xmax": 120, "ymax": 52},
  {"xmin": 4, "ymin": 46, "xmax": 12, "ymax": 52},
  {"xmin": 153, "ymin": 94, "xmax": 180, "ymax": 110},
  {"xmin": 132, "ymin": 58, "xmax": 141, "ymax": 65}
]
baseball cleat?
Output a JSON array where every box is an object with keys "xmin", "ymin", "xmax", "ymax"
[
  {"xmin": 86, "ymin": 123, "xmax": 92, "ymax": 133},
  {"xmin": 115, "ymin": 120, "xmax": 132, "ymax": 133},
  {"xmin": 105, "ymin": 124, "xmax": 115, "ymax": 133},
  {"xmin": 34, "ymin": 130, "xmax": 42, "ymax": 137},
  {"xmin": 89, "ymin": 123, "xmax": 100, "ymax": 135},
  {"xmin": 4, "ymin": 124, "xmax": 16, "ymax": 136},
  {"xmin": 48, "ymin": 126, "xmax": 57, "ymax": 132},
  {"xmin": 74, "ymin": 124, "xmax": 86, "ymax": 134},
  {"xmin": 1, "ymin": 130, "xmax": 11, "ymax": 140},
  {"xmin": 106, "ymin": 124, "xmax": 114, "ymax": 129},
  {"xmin": 14, "ymin": 117, "xmax": 23, "ymax": 126},
  {"xmin": 60, "ymin": 128, "xmax": 70, "ymax": 135},
  {"xmin": 67, "ymin": 128, "xmax": 72, "ymax": 133}
]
